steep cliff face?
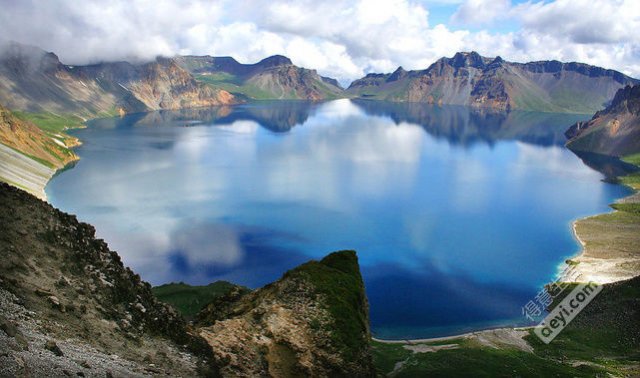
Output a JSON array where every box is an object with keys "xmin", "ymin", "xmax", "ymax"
[
  {"xmin": 196, "ymin": 250, "xmax": 374, "ymax": 377},
  {"xmin": 0, "ymin": 182, "xmax": 213, "ymax": 376},
  {"xmin": 566, "ymin": 84, "xmax": 640, "ymax": 156},
  {"xmin": 176, "ymin": 55, "xmax": 344, "ymax": 100},
  {"xmin": 0, "ymin": 42, "xmax": 236, "ymax": 117},
  {"xmin": 346, "ymin": 52, "xmax": 638, "ymax": 113}
]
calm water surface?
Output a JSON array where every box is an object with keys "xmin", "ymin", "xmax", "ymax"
[{"xmin": 47, "ymin": 100, "xmax": 632, "ymax": 339}]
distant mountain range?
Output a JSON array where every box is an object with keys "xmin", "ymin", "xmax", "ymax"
[
  {"xmin": 175, "ymin": 54, "xmax": 343, "ymax": 101},
  {"xmin": 0, "ymin": 41, "xmax": 638, "ymax": 190},
  {"xmin": 346, "ymin": 52, "xmax": 638, "ymax": 114},
  {"xmin": 1, "ymin": 42, "xmax": 638, "ymax": 117},
  {"xmin": 566, "ymin": 84, "xmax": 640, "ymax": 156},
  {"xmin": 0, "ymin": 42, "xmax": 235, "ymax": 118}
]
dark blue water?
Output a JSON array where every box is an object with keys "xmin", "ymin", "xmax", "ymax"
[{"xmin": 46, "ymin": 100, "xmax": 631, "ymax": 339}]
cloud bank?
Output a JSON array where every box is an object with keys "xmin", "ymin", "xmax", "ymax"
[{"xmin": 0, "ymin": 0, "xmax": 638, "ymax": 84}]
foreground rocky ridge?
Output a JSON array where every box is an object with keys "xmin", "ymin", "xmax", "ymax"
[
  {"xmin": 0, "ymin": 182, "xmax": 374, "ymax": 376},
  {"xmin": 196, "ymin": 250, "xmax": 374, "ymax": 377},
  {"xmin": 0, "ymin": 182, "xmax": 212, "ymax": 376},
  {"xmin": 346, "ymin": 52, "xmax": 637, "ymax": 113},
  {"xmin": 566, "ymin": 84, "xmax": 640, "ymax": 156}
]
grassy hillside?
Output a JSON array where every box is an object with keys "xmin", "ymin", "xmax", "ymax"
[
  {"xmin": 373, "ymin": 276, "xmax": 640, "ymax": 376},
  {"xmin": 152, "ymin": 281, "xmax": 249, "ymax": 318},
  {"xmin": 196, "ymin": 73, "xmax": 275, "ymax": 100}
]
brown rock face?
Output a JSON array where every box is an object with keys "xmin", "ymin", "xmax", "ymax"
[
  {"xmin": 197, "ymin": 251, "xmax": 374, "ymax": 377},
  {"xmin": 566, "ymin": 84, "xmax": 640, "ymax": 156}
]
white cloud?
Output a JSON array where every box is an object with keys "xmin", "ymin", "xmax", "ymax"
[
  {"xmin": 451, "ymin": 0, "xmax": 511, "ymax": 26},
  {"xmin": 0, "ymin": 0, "xmax": 638, "ymax": 84},
  {"xmin": 516, "ymin": 0, "xmax": 639, "ymax": 45}
]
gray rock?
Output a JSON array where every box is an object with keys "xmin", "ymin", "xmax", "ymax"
[
  {"xmin": 14, "ymin": 332, "xmax": 29, "ymax": 351},
  {"xmin": 0, "ymin": 317, "xmax": 18, "ymax": 337},
  {"xmin": 45, "ymin": 340, "xmax": 64, "ymax": 356}
]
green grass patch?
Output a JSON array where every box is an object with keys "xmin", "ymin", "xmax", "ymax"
[
  {"xmin": 610, "ymin": 202, "xmax": 640, "ymax": 214},
  {"xmin": 622, "ymin": 153, "xmax": 640, "ymax": 167},
  {"xmin": 152, "ymin": 281, "xmax": 246, "ymax": 318},
  {"xmin": 372, "ymin": 341, "xmax": 606, "ymax": 377},
  {"xmin": 13, "ymin": 111, "xmax": 85, "ymax": 134},
  {"xmin": 285, "ymin": 250, "xmax": 369, "ymax": 361},
  {"xmin": 195, "ymin": 74, "xmax": 275, "ymax": 100}
]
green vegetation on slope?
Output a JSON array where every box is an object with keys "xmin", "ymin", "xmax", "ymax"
[
  {"xmin": 152, "ymin": 281, "xmax": 248, "ymax": 318},
  {"xmin": 373, "ymin": 276, "xmax": 640, "ymax": 376},
  {"xmin": 195, "ymin": 73, "xmax": 276, "ymax": 100},
  {"xmin": 619, "ymin": 154, "xmax": 640, "ymax": 190},
  {"xmin": 623, "ymin": 153, "xmax": 640, "ymax": 167},
  {"xmin": 12, "ymin": 111, "xmax": 86, "ymax": 133},
  {"xmin": 285, "ymin": 250, "xmax": 370, "ymax": 361},
  {"xmin": 610, "ymin": 202, "xmax": 640, "ymax": 214},
  {"xmin": 372, "ymin": 341, "xmax": 606, "ymax": 377}
]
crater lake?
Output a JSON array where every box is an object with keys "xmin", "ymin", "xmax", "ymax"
[{"xmin": 46, "ymin": 99, "xmax": 633, "ymax": 339}]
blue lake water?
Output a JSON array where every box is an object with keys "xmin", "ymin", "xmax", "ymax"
[{"xmin": 46, "ymin": 100, "xmax": 633, "ymax": 339}]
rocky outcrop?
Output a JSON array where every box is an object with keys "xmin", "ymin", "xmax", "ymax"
[
  {"xmin": 176, "ymin": 54, "xmax": 344, "ymax": 100},
  {"xmin": 566, "ymin": 84, "xmax": 640, "ymax": 156},
  {"xmin": 0, "ymin": 182, "xmax": 375, "ymax": 376},
  {"xmin": 0, "ymin": 41, "xmax": 236, "ymax": 117},
  {"xmin": 0, "ymin": 182, "xmax": 213, "ymax": 376},
  {"xmin": 346, "ymin": 52, "xmax": 638, "ymax": 113},
  {"xmin": 197, "ymin": 250, "xmax": 374, "ymax": 377}
]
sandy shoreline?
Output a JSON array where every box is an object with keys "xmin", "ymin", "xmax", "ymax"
[
  {"xmin": 373, "ymin": 327, "xmax": 534, "ymax": 352},
  {"xmin": 559, "ymin": 189, "xmax": 640, "ymax": 284}
]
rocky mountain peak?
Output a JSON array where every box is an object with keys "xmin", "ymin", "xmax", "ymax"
[
  {"xmin": 451, "ymin": 51, "xmax": 486, "ymax": 69},
  {"xmin": 608, "ymin": 84, "xmax": 640, "ymax": 114},
  {"xmin": 256, "ymin": 54, "xmax": 293, "ymax": 69},
  {"xmin": 566, "ymin": 83, "xmax": 640, "ymax": 156},
  {"xmin": 387, "ymin": 66, "xmax": 408, "ymax": 82},
  {"xmin": 0, "ymin": 41, "xmax": 63, "ymax": 74}
]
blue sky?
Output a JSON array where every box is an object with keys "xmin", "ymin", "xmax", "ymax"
[{"xmin": 0, "ymin": 0, "xmax": 637, "ymax": 83}]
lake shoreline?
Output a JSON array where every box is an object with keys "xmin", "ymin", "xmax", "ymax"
[{"xmin": 559, "ymin": 188, "xmax": 640, "ymax": 284}]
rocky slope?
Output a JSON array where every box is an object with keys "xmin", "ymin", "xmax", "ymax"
[
  {"xmin": 566, "ymin": 84, "xmax": 640, "ymax": 156},
  {"xmin": 0, "ymin": 182, "xmax": 375, "ymax": 376},
  {"xmin": 0, "ymin": 103, "xmax": 77, "ymax": 168},
  {"xmin": 346, "ymin": 52, "xmax": 638, "ymax": 113},
  {"xmin": 196, "ymin": 250, "xmax": 374, "ymax": 377},
  {"xmin": 0, "ymin": 182, "xmax": 213, "ymax": 376},
  {"xmin": 0, "ymin": 102, "xmax": 78, "ymax": 198},
  {"xmin": 0, "ymin": 41, "xmax": 236, "ymax": 117},
  {"xmin": 176, "ymin": 55, "xmax": 343, "ymax": 101}
]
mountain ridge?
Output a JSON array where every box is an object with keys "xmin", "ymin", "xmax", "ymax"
[
  {"xmin": 0, "ymin": 41, "xmax": 236, "ymax": 117},
  {"xmin": 175, "ymin": 54, "xmax": 344, "ymax": 100},
  {"xmin": 566, "ymin": 84, "xmax": 640, "ymax": 156},
  {"xmin": 346, "ymin": 51, "xmax": 638, "ymax": 113}
]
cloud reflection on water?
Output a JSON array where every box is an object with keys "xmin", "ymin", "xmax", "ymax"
[{"xmin": 47, "ymin": 99, "xmax": 633, "ymax": 338}]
